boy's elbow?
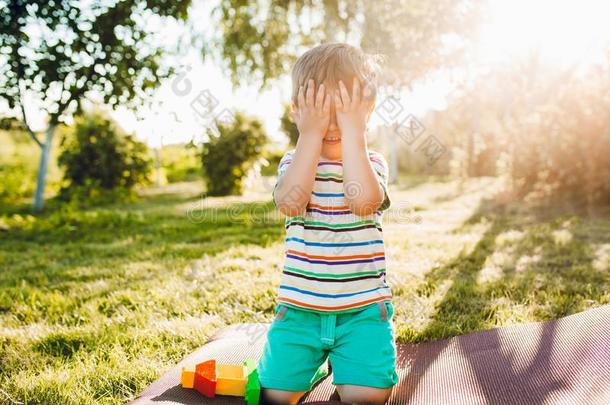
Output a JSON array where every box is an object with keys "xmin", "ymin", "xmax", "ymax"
[
  {"xmin": 347, "ymin": 198, "xmax": 383, "ymax": 216},
  {"xmin": 276, "ymin": 200, "xmax": 306, "ymax": 216},
  {"xmin": 344, "ymin": 181, "xmax": 385, "ymax": 216},
  {"xmin": 349, "ymin": 205, "xmax": 380, "ymax": 216},
  {"xmin": 347, "ymin": 187, "xmax": 385, "ymax": 216}
]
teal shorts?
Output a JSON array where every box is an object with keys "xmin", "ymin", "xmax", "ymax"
[{"xmin": 257, "ymin": 301, "xmax": 399, "ymax": 391}]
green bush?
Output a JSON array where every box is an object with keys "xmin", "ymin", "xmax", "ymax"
[
  {"xmin": 260, "ymin": 148, "xmax": 284, "ymax": 176},
  {"xmin": 201, "ymin": 112, "xmax": 268, "ymax": 196},
  {"xmin": 57, "ymin": 112, "xmax": 152, "ymax": 204},
  {"xmin": 161, "ymin": 142, "xmax": 201, "ymax": 183}
]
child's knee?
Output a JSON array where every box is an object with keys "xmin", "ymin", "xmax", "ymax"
[
  {"xmin": 260, "ymin": 387, "xmax": 306, "ymax": 405},
  {"xmin": 336, "ymin": 384, "xmax": 393, "ymax": 405}
]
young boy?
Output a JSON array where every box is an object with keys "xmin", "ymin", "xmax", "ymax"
[{"xmin": 257, "ymin": 43, "xmax": 398, "ymax": 405}]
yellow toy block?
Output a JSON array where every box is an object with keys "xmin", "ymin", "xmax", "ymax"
[
  {"xmin": 181, "ymin": 364, "xmax": 196, "ymax": 388},
  {"xmin": 215, "ymin": 364, "xmax": 247, "ymax": 396}
]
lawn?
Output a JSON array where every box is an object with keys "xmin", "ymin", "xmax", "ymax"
[{"xmin": 0, "ymin": 178, "xmax": 608, "ymax": 404}]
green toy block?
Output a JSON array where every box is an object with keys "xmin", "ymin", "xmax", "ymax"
[
  {"xmin": 310, "ymin": 360, "xmax": 329, "ymax": 387},
  {"xmin": 244, "ymin": 359, "xmax": 260, "ymax": 405},
  {"xmin": 238, "ymin": 359, "xmax": 327, "ymax": 405}
]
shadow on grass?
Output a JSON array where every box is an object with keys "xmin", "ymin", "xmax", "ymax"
[{"xmin": 396, "ymin": 195, "xmax": 608, "ymax": 404}]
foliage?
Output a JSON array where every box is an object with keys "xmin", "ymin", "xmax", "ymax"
[
  {"xmin": 57, "ymin": 112, "xmax": 152, "ymax": 204},
  {"xmin": 280, "ymin": 103, "xmax": 299, "ymax": 146},
  {"xmin": 260, "ymin": 148, "xmax": 285, "ymax": 177},
  {"xmin": 201, "ymin": 112, "xmax": 268, "ymax": 196},
  {"xmin": 0, "ymin": 0, "xmax": 191, "ymax": 119},
  {"xmin": 211, "ymin": 0, "xmax": 485, "ymax": 88},
  {"xmin": 0, "ymin": 116, "xmax": 27, "ymax": 131}
]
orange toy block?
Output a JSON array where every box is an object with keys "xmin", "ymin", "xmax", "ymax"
[
  {"xmin": 180, "ymin": 364, "xmax": 196, "ymax": 388},
  {"xmin": 215, "ymin": 364, "xmax": 248, "ymax": 396}
]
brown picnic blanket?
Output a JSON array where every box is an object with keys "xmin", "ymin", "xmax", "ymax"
[{"xmin": 131, "ymin": 305, "xmax": 610, "ymax": 404}]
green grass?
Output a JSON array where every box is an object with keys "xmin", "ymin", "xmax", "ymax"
[
  {"xmin": 0, "ymin": 130, "xmax": 64, "ymax": 203},
  {"xmin": 1, "ymin": 178, "xmax": 608, "ymax": 404}
]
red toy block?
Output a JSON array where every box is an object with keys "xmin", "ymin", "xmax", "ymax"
[{"xmin": 194, "ymin": 359, "xmax": 217, "ymax": 397}]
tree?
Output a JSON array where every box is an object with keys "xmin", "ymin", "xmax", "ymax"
[
  {"xmin": 0, "ymin": 0, "xmax": 191, "ymax": 211},
  {"xmin": 201, "ymin": 112, "xmax": 268, "ymax": 196}
]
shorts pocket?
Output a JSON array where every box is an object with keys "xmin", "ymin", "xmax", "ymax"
[
  {"xmin": 377, "ymin": 301, "xmax": 394, "ymax": 322},
  {"xmin": 386, "ymin": 302, "xmax": 394, "ymax": 321},
  {"xmin": 274, "ymin": 304, "xmax": 290, "ymax": 322}
]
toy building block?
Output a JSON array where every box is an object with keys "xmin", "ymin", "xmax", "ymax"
[
  {"xmin": 194, "ymin": 359, "xmax": 217, "ymax": 397},
  {"xmin": 181, "ymin": 358, "xmax": 262, "ymax": 404},
  {"xmin": 310, "ymin": 360, "xmax": 329, "ymax": 387},
  {"xmin": 244, "ymin": 359, "xmax": 261, "ymax": 405},
  {"xmin": 181, "ymin": 364, "xmax": 196, "ymax": 388},
  {"xmin": 216, "ymin": 364, "xmax": 248, "ymax": 396}
]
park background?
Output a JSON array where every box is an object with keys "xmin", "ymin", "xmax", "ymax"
[{"xmin": 1, "ymin": 0, "xmax": 609, "ymax": 403}]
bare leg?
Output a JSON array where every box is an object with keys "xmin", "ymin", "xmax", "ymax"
[
  {"xmin": 260, "ymin": 388, "xmax": 307, "ymax": 405},
  {"xmin": 336, "ymin": 384, "xmax": 393, "ymax": 405}
]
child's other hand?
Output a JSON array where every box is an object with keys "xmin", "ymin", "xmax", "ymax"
[
  {"xmin": 291, "ymin": 79, "xmax": 331, "ymax": 140},
  {"xmin": 334, "ymin": 77, "xmax": 374, "ymax": 137}
]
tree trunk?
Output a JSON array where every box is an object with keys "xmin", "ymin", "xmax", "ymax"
[
  {"xmin": 154, "ymin": 147, "xmax": 161, "ymax": 187},
  {"xmin": 388, "ymin": 124, "xmax": 398, "ymax": 184},
  {"xmin": 33, "ymin": 124, "xmax": 56, "ymax": 212}
]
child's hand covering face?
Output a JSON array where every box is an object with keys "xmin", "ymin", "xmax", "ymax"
[
  {"xmin": 334, "ymin": 77, "xmax": 375, "ymax": 137},
  {"xmin": 290, "ymin": 78, "xmax": 332, "ymax": 140}
]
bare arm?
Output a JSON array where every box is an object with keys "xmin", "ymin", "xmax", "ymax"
[
  {"xmin": 335, "ymin": 78, "xmax": 384, "ymax": 216},
  {"xmin": 274, "ymin": 79, "xmax": 331, "ymax": 216},
  {"xmin": 274, "ymin": 136, "xmax": 321, "ymax": 216},
  {"xmin": 341, "ymin": 135, "xmax": 384, "ymax": 216}
]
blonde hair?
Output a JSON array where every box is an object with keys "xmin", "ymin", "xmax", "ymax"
[{"xmin": 291, "ymin": 43, "xmax": 384, "ymax": 106}]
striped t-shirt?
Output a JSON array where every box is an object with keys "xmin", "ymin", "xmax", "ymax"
[{"xmin": 272, "ymin": 149, "xmax": 393, "ymax": 313}]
